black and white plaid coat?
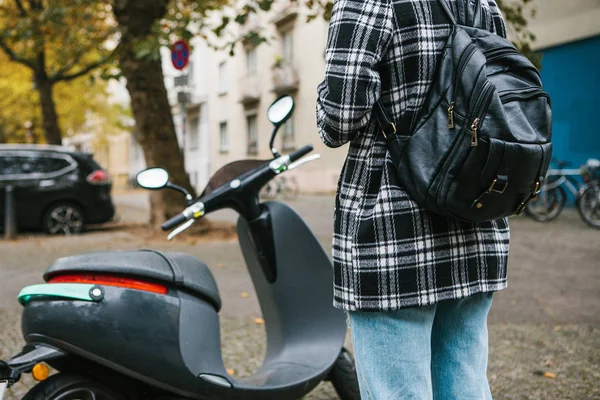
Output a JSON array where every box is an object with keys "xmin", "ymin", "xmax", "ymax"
[{"xmin": 317, "ymin": 0, "xmax": 510, "ymax": 311}]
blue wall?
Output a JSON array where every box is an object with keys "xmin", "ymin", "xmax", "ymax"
[{"xmin": 539, "ymin": 35, "xmax": 600, "ymax": 202}]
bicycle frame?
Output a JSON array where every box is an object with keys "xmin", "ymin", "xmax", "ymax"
[{"xmin": 542, "ymin": 168, "xmax": 582, "ymax": 197}]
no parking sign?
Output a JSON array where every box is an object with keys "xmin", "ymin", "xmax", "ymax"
[{"xmin": 171, "ymin": 39, "xmax": 190, "ymax": 70}]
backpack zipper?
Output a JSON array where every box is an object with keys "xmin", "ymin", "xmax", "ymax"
[
  {"xmin": 499, "ymin": 88, "xmax": 550, "ymax": 104},
  {"xmin": 449, "ymin": 44, "xmax": 479, "ymax": 128},
  {"xmin": 484, "ymin": 47, "xmax": 521, "ymax": 63},
  {"xmin": 470, "ymin": 82, "xmax": 495, "ymax": 147},
  {"xmin": 447, "ymin": 102, "xmax": 456, "ymax": 128}
]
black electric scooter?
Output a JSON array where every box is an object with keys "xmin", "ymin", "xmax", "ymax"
[{"xmin": 0, "ymin": 95, "xmax": 360, "ymax": 400}]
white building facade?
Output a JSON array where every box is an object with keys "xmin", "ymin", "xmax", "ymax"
[{"xmin": 163, "ymin": 0, "xmax": 346, "ymax": 194}]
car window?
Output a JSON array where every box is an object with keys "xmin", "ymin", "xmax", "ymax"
[
  {"xmin": 0, "ymin": 151, "xmax": 75, "ymax": 180},
  {"xmin": 0, "ymin": 154, "xmax": 20, "ymax": 176},
  {"xmin": 39, "ymin": 157, "xmax": 72, "ymax": 173}
]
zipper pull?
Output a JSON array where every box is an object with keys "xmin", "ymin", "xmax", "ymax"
[
  {"xmin": 471, "ymin": 118, "xmax": 480, "ymax": 147},
  {"xmin": 447, "ymin": 102, "xmax": 455, "ymax": 129}
]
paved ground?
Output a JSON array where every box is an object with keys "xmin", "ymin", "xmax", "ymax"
[{"xmin": 1, "ymin": 192, "xmax": 599, "ymax": 399}]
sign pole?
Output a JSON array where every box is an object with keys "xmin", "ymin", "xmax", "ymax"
[{"xmin": 4, "ymin": 185, "xmax": 16, "ymax": 240}]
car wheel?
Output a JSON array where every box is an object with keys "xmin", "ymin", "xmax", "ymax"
[{"xmin": 43, "ymin": 203, "xmax": 85, "ymax": 235}]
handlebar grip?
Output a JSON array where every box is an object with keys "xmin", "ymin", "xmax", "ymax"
[
  {"xmin": 161, "ymin": 213, "xmax": 188, "ymax": 231},
  {"xmin": 288, "ymin": 145, "xmax": 313, "ymax": 163}
]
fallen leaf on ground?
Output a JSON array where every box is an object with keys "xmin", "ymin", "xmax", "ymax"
[
  {"xmin": 543, "ymin": 372, "xmax": 557, "ymax": 379},
  {"xmin": 227, "ymin": 369, "xmax": 235, "ymax": 375},
  {"xmin": 241, "ymin": 292, "xmax": 249, "ymax": 298},
  {"xmin": 254, "ymin": 318, "xmax": 265, "ymax": 325},
  {"xmin": 555, "ymin": 325, "xmax": 562, "ymax": 331},
  {"xmin": 217, "ymin": 263, "xmax": 224, "ymax": 268}
]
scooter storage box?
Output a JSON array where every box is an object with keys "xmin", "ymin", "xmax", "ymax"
[{"xmin": 19, "ymin": 250, "xmax": 235, "ymax": 397}]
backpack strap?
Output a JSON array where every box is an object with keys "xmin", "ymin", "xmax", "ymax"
[
  {"xmin": 469, "ymin": 0, "xmax": 486, "ymax": 30},
  {"xmin": 374, "ymin": 102, "xmax": 398, "ymax": 139},
  {"xmin": 438, "ymin": 0, "xmax": 457, "ymax": 25},
  {"xmin": 439, "ymin": 0, "xmax": 486, "ymax": 29}
]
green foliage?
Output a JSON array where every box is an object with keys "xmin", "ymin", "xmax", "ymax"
[
  {"xmin": 0, "ymin": 52, "xmax": 125, "ymax": 144},
  {"xmin": 0, "ymin": 0, "xmax": 117, "ymax": 82}
]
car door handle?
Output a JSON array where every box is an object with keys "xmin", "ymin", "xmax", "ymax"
[{"xmin": 39, "ymin": 179, "xmax": 55, "ymax": 187}]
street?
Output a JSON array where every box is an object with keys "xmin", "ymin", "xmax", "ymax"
[{"xmin": 1, "ymin": 192, "xmax": 599, "ymax": 399}]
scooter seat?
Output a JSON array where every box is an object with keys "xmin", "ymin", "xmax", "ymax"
[{"xmin": 44, "ymin": 250, "xmax": 222, "ymax": 311}]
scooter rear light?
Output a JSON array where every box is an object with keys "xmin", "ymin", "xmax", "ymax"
[
  {"xmin": 86, "ymin": 170, "xmax": 111, "ymax": 185},
  {"xmin": 48, "ymin": 274, "xmax": 168, "ymax": 295}
]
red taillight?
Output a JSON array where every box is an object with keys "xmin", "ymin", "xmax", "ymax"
[
  {"xmin": 87, "ymin": 170, "xmax": 111, "ymax": 185},
  {"xmin": 48, "ymin": 274, "xmax": 168, "ymax": 295}
]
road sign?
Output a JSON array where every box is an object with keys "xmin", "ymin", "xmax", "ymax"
[{"xmin": 171, "ymin": 39, "xmax": 190, "ymax": 70}]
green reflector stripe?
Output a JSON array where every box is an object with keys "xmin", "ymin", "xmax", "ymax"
[{"xmin": 18, "ymin": 283, "xmax": 96, "ymax": 305}]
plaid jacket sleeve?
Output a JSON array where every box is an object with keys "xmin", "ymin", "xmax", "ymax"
[{"xmin": 316, "ymin": 0, "xmax": 394, "ymax": 148}]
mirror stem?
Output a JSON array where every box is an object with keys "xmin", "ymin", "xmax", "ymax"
[
  {"xmin": 165, "ymin": 182, "xmax": 192, "ymax": 200},
  {"xmin": 269, "ymin": 126, "xmax": 281, "ymax": 158}
]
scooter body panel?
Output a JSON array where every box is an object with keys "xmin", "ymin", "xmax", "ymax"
[
  {"xmin": 233, "ymin": 201, "xmax": 346, "ymax": 392},
  {"xmin": 21, "ymin": 287, "xmax": 233, "ymax": 399}
]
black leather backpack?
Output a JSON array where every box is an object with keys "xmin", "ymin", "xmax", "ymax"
[{"xmin": 375, "ymin": 0, "xmax": 552, "ymax": 223}]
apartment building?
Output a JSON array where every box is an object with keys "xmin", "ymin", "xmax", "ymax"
[{"xmin": 163, "ymin": 0, "xmax": 344, "ymax": 194}]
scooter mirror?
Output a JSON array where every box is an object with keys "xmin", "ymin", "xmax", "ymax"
[
  {"xmin": 136, "ymin": 168, "xmax": 169, "ymax": 190},
  {"xmin": 267, "ymin": 95, "xmax": 294, "ymax": 126}
]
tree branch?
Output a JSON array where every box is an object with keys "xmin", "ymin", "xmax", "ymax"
[
  {"xmin": 51, "ymin": 46, "xmax": 118, "ymax": 82},
  {"xmin": 0, "ymin": 38, "xmax": 35, "ymax": 69},
  {"xmin": 49, "ymin": 49, "xmax": 86, "ymax": 80}
]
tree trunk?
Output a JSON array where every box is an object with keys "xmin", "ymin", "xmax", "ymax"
[
  {"xmin": 113, "ymin": 0, "xmax": 197, "ymax": 228},
  {"xmin": 35, "ymin": 77, "xmax": 62, "ymax": 145},
  {"xmin": 119, "ymin": 53, "xmax": 196, "ymax": 226}
]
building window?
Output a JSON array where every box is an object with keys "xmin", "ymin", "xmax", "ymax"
[
  {"xmin": 282, "ymin": 29, "xmax": 294, "ymax": 63},
  {"xmin": 247, "ymin": 47, "xmax": 257, "ymax": 76},
  {"xmin": 219, "ymin": 122, "xmax": 229, "ymax": 153},
  {"xmin": 218, "ymin": 61, "xmax": 228, "ymax": 94},
  {"xmin": 247, "ymin": 114, "xmax": 258, "ymax": 155},
  {"xmin": 281, "ymin": 116, "xmax": 295, "ymax": 151},
  {"xmin": 188, "ymin": 116, "xmax": 199, "ymax": 150}
]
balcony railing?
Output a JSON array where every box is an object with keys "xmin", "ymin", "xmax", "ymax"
[
  {"xmin": 272, "ymin": 63, "xmax": 300, "ymax": 93},
  {"xmin": 239, "ymin": 75, "xmax": 261, "ymax": 104}
]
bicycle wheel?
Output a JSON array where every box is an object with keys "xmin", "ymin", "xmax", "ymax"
[
  {"xmin": 524, "ymin": 186, "xmax": 566, "ymax": 222},
  {"xmin": 577, "ymin": 181, "xmax": 600, "ymax": 229}
]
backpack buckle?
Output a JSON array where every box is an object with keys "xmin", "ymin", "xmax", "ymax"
[
  {"xmin": 381, "ymin": 123, "xmax": 397, "ymax": 140},
  {"xmin": 487, "ymin": 177, "xmax": 508, "ymax": 194},
  {"xmin": 532, "ymin": 181, "xmax": 542, "ymax": 197}
]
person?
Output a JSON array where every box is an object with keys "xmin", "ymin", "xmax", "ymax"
[{"xmin": 316, "ymin": 0, "xmax": 509, "ymax": 398}]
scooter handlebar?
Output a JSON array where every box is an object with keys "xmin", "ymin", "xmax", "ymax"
[
  {"xmin": 288, "ymin": 145, "xmax": 313, "ymax": 163},
  {"xmin": 161, "ymin": 212, "xmax": 188, "ymax": 231}
]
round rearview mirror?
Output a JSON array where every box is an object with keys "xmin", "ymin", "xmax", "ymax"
[
  {"xmin": 267, "ymin": 95, "xmax": 295, "ymax": 126},
  {"xmin": 136, "ymin": 168, "xmax": 169, "ymax": 190}
]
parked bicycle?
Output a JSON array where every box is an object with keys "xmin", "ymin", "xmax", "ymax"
[{"xmin": 525, "ymin": 158, "xmax": 600, "ymax": 228}]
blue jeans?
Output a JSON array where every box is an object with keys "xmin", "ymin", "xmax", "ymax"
[{"xmin": 348, "ymin": 293, "xmax": 494, "ymax": 400}]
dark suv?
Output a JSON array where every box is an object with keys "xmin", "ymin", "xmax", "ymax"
[{"xmin": 0, "ymin": 145, "xmax": 115, "ymax": 234}]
